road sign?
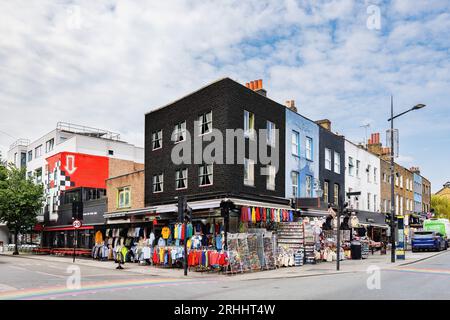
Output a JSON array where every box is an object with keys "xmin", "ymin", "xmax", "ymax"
[{"xmin": 72, "ymin": 219, "xmax": 82, "ymax": 229}]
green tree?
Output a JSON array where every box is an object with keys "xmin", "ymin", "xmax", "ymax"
[
  {"xmin": 431, "ymin": 195, "xmax": 450, "ymax": 220},
  {"xmin": 0, "ymin": 165, "xmax": 44, "ymax": 255}
]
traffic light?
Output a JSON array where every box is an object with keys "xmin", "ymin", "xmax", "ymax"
[
  {"xmin": 220, "ymin": 200, "xmax": 235, "ymax": 217},
  {"xmin": 184, "ymin": 206, "xmax": 193, "ymax": 222},
  {"xmin": 178, "ymin": 196, "xmax": 187, "ymax": 222}
]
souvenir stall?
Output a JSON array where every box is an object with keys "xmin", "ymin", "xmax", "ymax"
[
  {"xmin": 91, "ymin": 222, "xmax": 157, "ymax": 264},
  {"xmin": 276, "ymin": 222, "xmax": 304, "ymax": 267}
]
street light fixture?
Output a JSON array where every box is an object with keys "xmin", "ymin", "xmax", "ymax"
[{"xmin": 387, "ymin": 96, "xmax": 426, "ymax": 263}]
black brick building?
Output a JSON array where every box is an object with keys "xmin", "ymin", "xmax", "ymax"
[
  {"xmin": 316, "ymin": 120, "xmax": 346, "ymax": 209},
  {"xmin": 144, "ymin": 77, "xmax": 287, "ymax": 207}
]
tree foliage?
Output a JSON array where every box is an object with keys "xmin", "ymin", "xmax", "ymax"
[
  {"xmin": 0, "ymin": 164, "xmax": 44, "ymax": 254},
  {"xmin": 431, "ymin": 194, "xmax": 450, "ymax": 220}
]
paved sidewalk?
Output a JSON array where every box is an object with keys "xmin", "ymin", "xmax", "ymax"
[{"xmin": 1, "ymin": 250, "xmax": 446, "ymax": 281}]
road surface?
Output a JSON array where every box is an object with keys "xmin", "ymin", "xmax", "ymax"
[{"xmin": 0, "ymin": 251, "xmax": 449, "ymax": 300}]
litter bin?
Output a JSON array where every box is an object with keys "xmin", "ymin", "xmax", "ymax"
[{"xmin": 351, "ymin": 241, "xmax": 362, "ymax": 260}]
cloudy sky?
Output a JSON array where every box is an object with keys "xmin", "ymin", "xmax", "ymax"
[{"xmin": 0, "ymin": 0, "xmax": 449, "ymax": 191}]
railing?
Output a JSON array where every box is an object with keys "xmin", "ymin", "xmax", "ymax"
[
  {"xmin": 9, "ymin": 138, "xmax": 30, "ymax": 150},
  {"xmin": 57, "ymin": 121, "xmax": 121, "ymax": 141}
]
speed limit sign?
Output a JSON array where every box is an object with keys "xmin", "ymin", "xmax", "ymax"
[{"xmin": 72, "ymin": 220, "xmax": 82, "ymax": 229}]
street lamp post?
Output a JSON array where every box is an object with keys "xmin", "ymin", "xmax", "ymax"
[{"xmin": 388, "ymin": 96, "xmax": 426, "ymax": 263}]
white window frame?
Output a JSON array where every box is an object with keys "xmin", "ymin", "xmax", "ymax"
[
  {"xmin": 325, "ymin": 148, "xmax": 332, "ymax": 171},
  {"xmin": 266, "ymin": 165, "xmax": 276, "ymax": 191},
  {"xmin": 152, "ymin": 130, "xmax": 163, "ymax": 151},
  {"xmin": 175, "ymin": 168, "xmax": 188, "ymax": 190},
  {"xmin": 152, "ymin": 173, "xmax": 164, "ymax": 193},
  {"xmin": 334, "ymin": 184, "xmax": 339, "ymax": 205},
  {"xmin": 374, "ymin": 167, "xmax": 378, "ymax": 183},
  {"xmin": 198, "ymin": 111, "xmax": 212, "ymax": 136},
  {"xmin": 334, "ymin": 152, "xmax": 341, "ymax": 174},
  {"xmin": 306, "ymin": 137, "xmax": 313, "ymax": 161},
  {"xmin": 173, "ymin": 121, "xmax": 187, "ymax": 143},
  {"xmin": 244, "ymin": 159, "xmax": 255, "ymax": 186},
  {"xmin": 291, "ymin": 131, "xmax": 300, "ymax": 156},
  {"xmin": 118, "ymin": 186, "xmax": 131, "ymax": 209},
  {"xmin": 348, "ymin": 157, "xmax": 354, "ymax": 176},
  {"xmin": 45, "ymin": 139, "xmax": 54, "ymax": 153},
  {"xmin": 305, "ymin": 175, "xmax": 313, "ymax": 197},
  {"xmin": 199, "ymin": 164, "xmax": 213, "ymax": 187},
  {"xmin": 324, "ymin": 181, "xmax": 329, "ymax": 204},
  {"xmin": 291, "ymin": 171, "xmax": 299, "ymax": 197},
  {"xmin": 367, "ymin": 165, "xmax": 371, "ymax": 183},
  {"xmin": 244, "ymin": 110, "xmax": 255, "ymax": 139},
  {"xmin": 367, "ymin": 192, "xmax": 371, "ymax": 211},
  {"xmin": 356, "ymin": 160, "xmax": 360, "ymax": 177},
  {"xmin": 35, "ymin": 145, "xmax": 42, "ymax": 158}
]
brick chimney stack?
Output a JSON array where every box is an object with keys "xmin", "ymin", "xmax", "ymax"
[
  {"xmin": 367, "ymin": 132, "xmax": 382, "ymax": 154},
  {"xmin": 285, "ymin": 100, "xmax": 297, "ymax": 113},
  {"xmin": 245, "ymin": 79, "xmax": 266, "ymax": 97}
]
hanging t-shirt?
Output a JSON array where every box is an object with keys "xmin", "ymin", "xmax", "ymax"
[{"xmin": 161, "ymin": 226, "xmax": 171, "ymax": 239}]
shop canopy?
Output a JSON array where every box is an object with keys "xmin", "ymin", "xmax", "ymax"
[
  {"xmin": 224, "ymin": 197, "xmax": 294, "ymax": 211},
  {"xmin": 355, "ymin": 210, "xmax": 388, "ymax": 228},
  {"xmin": 104, "ymin": 197, "xmax": 293, "ymax": 220}
]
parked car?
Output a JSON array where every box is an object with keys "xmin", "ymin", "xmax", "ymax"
[{"xmin": 412, "ymin": 231, "xmax": 447, "ymax": 252}]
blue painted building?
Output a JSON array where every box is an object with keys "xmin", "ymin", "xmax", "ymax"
[
  {"xmin": 285, "ymin": 107, "xmax": 320, "ymax": 200},
  {"xmin": 413, "ymin": 170, "xmax": 423, "ymax": 214}
]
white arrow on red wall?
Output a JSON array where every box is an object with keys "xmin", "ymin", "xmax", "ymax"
[{"xmin": 64, "ymin": 155, "xmax": 77, "ymax": 175}]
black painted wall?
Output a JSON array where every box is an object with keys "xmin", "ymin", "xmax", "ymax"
[
  {"xmin": 144, "ymin": 78, "xmax": 286, "ymax": 206},
  {"xmin": 318, "ymin": 126, "xmax": 345, "ymax": 208}
]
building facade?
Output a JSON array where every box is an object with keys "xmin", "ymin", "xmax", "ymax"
[
  {"xmin": 5, "ymin": 123, "xmax": 143, "ymax": 246},
  {"xmin": 344, "ymin": 139, "xmax": 381, "ymax": 213},
  {"xmin": 316, "ymin": 120, "xmax": 345, "ymax": 209},
  {"xmin": 145, "ymin": 78, "xmax": 288, "ymax": 209},
  {"xmin": 422, "ymin": 177, "xmax": 432, "ymax": 214},
  {"xmin": 410, "ymin": 167, "xmax": 423, "ymax": 214},
  {"xmin": 285, "ymin": 105, "xmax": 320, "ymax": 202}
]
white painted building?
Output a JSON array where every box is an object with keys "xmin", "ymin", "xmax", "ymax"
[
  {"xmin": 3, "ymin": 122, "xmax": 143, "ymax": 244},
  {"xmin": 344, "ymin": 139, "xmax": 381, "ymax": 213}
]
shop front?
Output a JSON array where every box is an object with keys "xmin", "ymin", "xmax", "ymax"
[{"xmin": 37, "ymin": 198, "xmax": 107, "ymax": 256}]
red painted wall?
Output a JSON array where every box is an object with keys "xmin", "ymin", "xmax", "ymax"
[{"xmin": 46, "ymin": 152, "xmax": 109, "ymax": 189}]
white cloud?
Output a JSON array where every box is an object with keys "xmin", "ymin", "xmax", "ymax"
[{"xmin": 0, "ymin": 0, "xmax": 449, "ymax": 188}]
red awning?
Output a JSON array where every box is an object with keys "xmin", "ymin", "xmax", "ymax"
[
  {"xmin": 43, "ymin": 226, "xmax": 94, "ymax": 232},
  {"xmin": 33, "ymin": 224, "xmax": 44, "ymax": 231}
]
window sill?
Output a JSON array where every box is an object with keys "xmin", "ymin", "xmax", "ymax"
[{"xmin": 199, "ymin": 183, "xmax": 213, "ymax": 188}]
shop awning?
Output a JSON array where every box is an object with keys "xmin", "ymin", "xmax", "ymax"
[
  {"xmin": 225, "ymin": 198, "xmax": 293, "ymax": 211},
  {"xmin": 300, "ymin": 209, "xmax": 329, "ymax": 217},
  {"xmin": 187, "ymin": 199, "xmax": 222, "ymax": 210},
  {"xmin": 355, "ymin": 210, "xmax": 388, "ymax": 228},
  {"xmin": 104, "ymin": 204, "xmax": 177, "ymax": 219}
]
